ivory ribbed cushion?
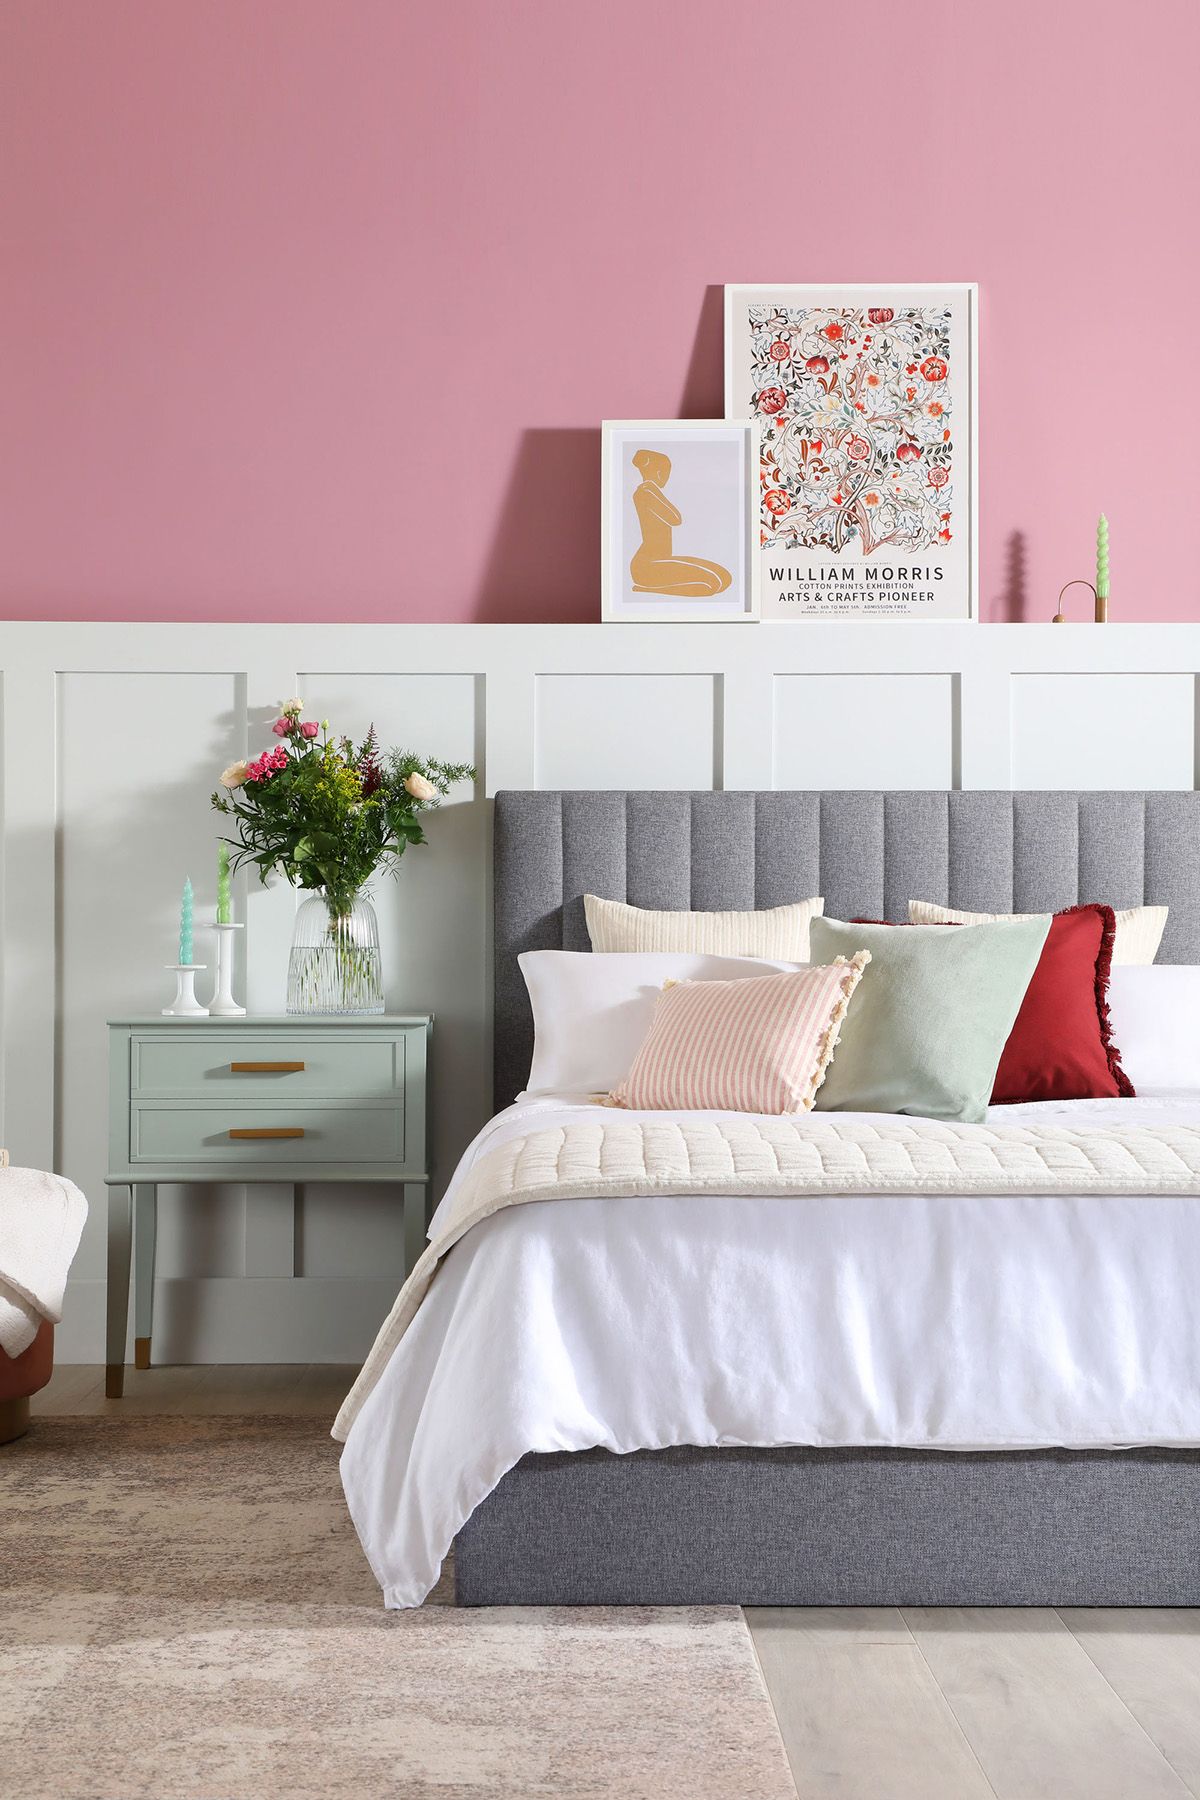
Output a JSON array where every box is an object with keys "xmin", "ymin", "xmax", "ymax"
[
  {"xmin": 908, "ymin": 899, "xmax": 1167, "ymax": 966},
  {"xmin": 584, "ymin": 893, "xmax": 824, "ymax": 959},
  {"xmin": 609, "ymin": 954, "xmax": 869, "ymax": 1115}
]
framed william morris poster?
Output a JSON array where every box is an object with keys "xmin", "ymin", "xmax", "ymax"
[{"xmin": 725, "ymin": 284, "xmax": 978, "ymax": 621}]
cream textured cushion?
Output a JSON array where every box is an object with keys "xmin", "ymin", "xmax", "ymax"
[
  {"xmin": 908, "ymin": 899, "xmax": 1167, "ymax": 966},
  {"xmin": 609, "ymin": 955, "xmax": 869, "ymax": 1114},
  {"xmin": 584, "ymin": 893, "xmax": 824, "ymax": 959}
]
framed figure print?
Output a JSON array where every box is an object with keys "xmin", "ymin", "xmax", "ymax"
[
  {"xmin": 601, "ymin": 420, "xmax": 760, "ymax": 622},
  {"xmin": 725, "ymin": 284, "xmax": 978, "ymax": 621}
]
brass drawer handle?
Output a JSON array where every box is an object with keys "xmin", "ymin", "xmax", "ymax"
[
  {"xmin": 228, "ymin": 1127, "xmax": 305, "ymax": 1140},
  {"xmin": 230, "ymin": 1061, "xmax": 305, "ymax": 1073}
]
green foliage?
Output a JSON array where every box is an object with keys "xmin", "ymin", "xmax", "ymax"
[{"xmin": 212, "ymin": 712, "xmax": 474, "ymax": 918}]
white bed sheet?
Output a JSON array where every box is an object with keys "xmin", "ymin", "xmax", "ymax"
[{"xmin": 340, "ymin": 1090, "xmax": 1200, "ymax": 1607}]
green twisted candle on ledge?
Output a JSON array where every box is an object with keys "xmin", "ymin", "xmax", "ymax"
[
  {"xmin": 179, "ymin": 876, "xmax": 194, "ymax": 965},
  {"xmin": 1096, "ymin": 514, "xmax": 1110, "ymax": 601},
  {"xmin": 216, "ymin": 842, "xmax": 232, "ymax": 925}
]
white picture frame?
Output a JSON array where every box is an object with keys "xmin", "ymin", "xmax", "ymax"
[
  {"xmin": 601, "ymin": 420, "xmax": 760, "ymax": 623},
  {"xmin": 725, "ymin": 284, "xmax": 978, "ymax": 622}
]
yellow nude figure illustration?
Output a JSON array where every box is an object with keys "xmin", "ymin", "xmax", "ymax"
[{"xmin": 629, "ymin": 449, "xmax": 732, "ymax": 597}]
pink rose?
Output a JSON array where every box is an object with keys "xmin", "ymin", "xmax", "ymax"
[
  {"xmin": 271, "ymin": 718, "xmax": 291, "ymax": 736},
  {"xmin": 299, "ymin": 720, "xmax": 320, "ymax": 739}
]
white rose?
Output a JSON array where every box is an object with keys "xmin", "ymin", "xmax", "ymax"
[
  {"xmin": 404, "ymin": 772, "xmax": 437, "ymax": 802},
  {"xmin": 220, "ymin": 761, "xmax": 249, "ymax": 789},
  {"xmin": 279, "ymin": 697, "xmax": 304, "ymax": 717}
]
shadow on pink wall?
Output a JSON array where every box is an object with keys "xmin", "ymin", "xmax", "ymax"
[
  {"xmin": 473, "ymin": 287, "xmax": 727, "ymax": 623},
  {"xmin": 992, "ymin": 530, "xmax": 1029, "ymax": 622},
  {"xmin": 678, "ymin": 284, "xmax": 724, "ymax": 419},
  {"xmin": 473, "ymin": 428, "xmax": 602, "ymax": 623}
]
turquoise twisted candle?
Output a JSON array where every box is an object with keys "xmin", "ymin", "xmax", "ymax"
[
  {"xmin": 179, "ymin": 877, "xmax": 194, "ymax": 964},
  {"xmin": 1096, "ymin": 514, "xmax": 1110, "ymax": 600},
  {"xmin": 216, "ymin": 843, "xmax": 231, "ymax": 926}
]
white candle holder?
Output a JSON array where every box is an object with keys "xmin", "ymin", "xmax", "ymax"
[
  {"xmin": 163, "ymin": 965, "xmax": 208, "ymax": 1017},
  {"xmin": 208, "ymin": 923, "xmax": 246, "ymax": 1016}
]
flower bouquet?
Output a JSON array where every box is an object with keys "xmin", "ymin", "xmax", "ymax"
[{"xmin": 212, "ymin": 700, "xmax": 474, "ymax": 1013}]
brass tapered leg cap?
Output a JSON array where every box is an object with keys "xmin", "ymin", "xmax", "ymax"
[
  {"xmin": 105, "ymin": 1364, "xmax": 125, "ymax": 1399},
  {"xmin": 134, "ymin": 1337, "xmax": 151, "ymax": 1371}
]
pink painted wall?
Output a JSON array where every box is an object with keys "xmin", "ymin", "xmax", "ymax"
[{"xmin": 3, "ymin": 0, "xmax": 1196, "ymax": 624}]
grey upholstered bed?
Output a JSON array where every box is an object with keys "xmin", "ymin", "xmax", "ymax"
[{"xmin": 454, "ymin": 790, "xmax": 1200, "ymax": 1606}]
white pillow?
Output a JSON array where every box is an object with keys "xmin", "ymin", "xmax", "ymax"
[
  {"xmin": 519, "ymin": 950, "xmax": 798, "ymax": 1096},
  {"xmin": 1107, "ymin": 965, "xmax": 1200, "ymax": 1091},
  {"xmin": 584, "ymin": 894, "xmax": 824, "ymax": 958},
  {"xmin": 908, "ymin": 899, "xmax": 1167, "ymax": 966}
]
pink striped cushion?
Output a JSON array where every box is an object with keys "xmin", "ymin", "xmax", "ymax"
[{"xmin": 608, "ymin": 953, "xmax": 870, "ymax": 1114}]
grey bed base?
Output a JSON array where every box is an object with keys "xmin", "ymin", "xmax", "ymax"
[
  {"xmin": 457, "ymin": 790, "xmax": 1200, "ymax": 1607},
  {"xmin": 455, "ymin": 1446, "xmax": 1200, "ymax": 1607}
]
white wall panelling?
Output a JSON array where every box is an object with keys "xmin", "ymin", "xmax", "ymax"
[
  {"xmin": 4, "ymin": 620, "xmax": 1200, "ymax": 1361},
  {"xmin": 535, "ymin": 673, "xmax": 718, "ymax": 789},
  {"xmin": 1010, "ymin": 673, "xmax": 1197, "ymax": 791},
  {"xmin": 772, "ymin": 674, "xmax": 956, "ymax": 790}
]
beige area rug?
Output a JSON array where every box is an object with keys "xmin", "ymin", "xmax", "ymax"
[{"xmin": 0, "ymin": 1416, "xmax": 795, "ymax": 1800}]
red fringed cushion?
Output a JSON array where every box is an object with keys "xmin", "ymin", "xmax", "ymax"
[
  {"xmin": 852, "ymin": 904, "xmax": 1133, "ymax": 1104},
  {"xmin": 990, "ymin": 904, "xmax": 1132, "ymax": 1104}
]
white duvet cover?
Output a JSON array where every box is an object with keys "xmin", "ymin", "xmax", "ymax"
[{"xmin": 339, "ymin": 1090, "xmax": 1200, "ymax": 1607}]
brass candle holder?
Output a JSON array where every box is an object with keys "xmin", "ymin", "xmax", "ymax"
[{"xmin": 1052, "ymin": 580, "xmax": 1108, "ymax": 623}]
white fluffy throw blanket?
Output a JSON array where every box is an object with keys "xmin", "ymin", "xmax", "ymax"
[{"xmin": 0, "ymin": 1163, "xmax": 89, "ymax": 1357}]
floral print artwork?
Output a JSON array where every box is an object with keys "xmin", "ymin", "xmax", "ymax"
[{"xmin": 748, "ymin": 305, "xmax": 955, "ymax": 557}]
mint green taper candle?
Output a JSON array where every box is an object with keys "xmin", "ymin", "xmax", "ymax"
[
  {"xmin": 1096, "ymin": 514, "xmax": 1110, "ymax": 601},
  {"xmin": 179, "ymin": 877, "xmax": 194, "ymax": 965},
  {"xmin": 216, "ymin": 843, "xmax": 232, "ymax": 926}
]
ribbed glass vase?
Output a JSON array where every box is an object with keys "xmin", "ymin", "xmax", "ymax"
[{"xmin": 286, "ymin": 891, "xmax": 384, "ymax": 1015}]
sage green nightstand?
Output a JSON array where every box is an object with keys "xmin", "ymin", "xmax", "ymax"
[{"xmin": 104, "ymin": 1014, "xmax": 432, "ymax": 1398}]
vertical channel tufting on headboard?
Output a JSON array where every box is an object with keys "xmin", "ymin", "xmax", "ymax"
[{"xmin": 493, "ymin": 791, "xmax": 1200, "ymax": 1110}]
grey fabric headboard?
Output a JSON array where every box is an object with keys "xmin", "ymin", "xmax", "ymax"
[{"xmin": 493, "ymin": 790, "xmax": 1200, "ymax": 1109}]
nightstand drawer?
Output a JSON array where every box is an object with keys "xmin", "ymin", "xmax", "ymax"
[
  {"xmin": 130, "ymin": 1104, "xmax": 404, "ymax": 1165},
  {"xmin": 130, "ymin": 1032, "xmax": 405, "ymax": 1099}
]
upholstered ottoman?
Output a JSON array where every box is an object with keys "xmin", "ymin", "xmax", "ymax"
[{"xmin": 0, "ymin": 1320, "xmax": 54, "ymax": 1444}]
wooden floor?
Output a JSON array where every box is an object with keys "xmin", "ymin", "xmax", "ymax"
[
  {"xmin": 37, "ymin": 1359, "xmax": 357, "ymax": 1417},
  {"xmin": 36, "ymin": 1366, "xmax": 1200, "ymax": 1800}
]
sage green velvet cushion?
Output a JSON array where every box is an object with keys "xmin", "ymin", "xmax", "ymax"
[{"xmin": 810, "ymin": 914, "xmax": 1051, "ymax": 1123}]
